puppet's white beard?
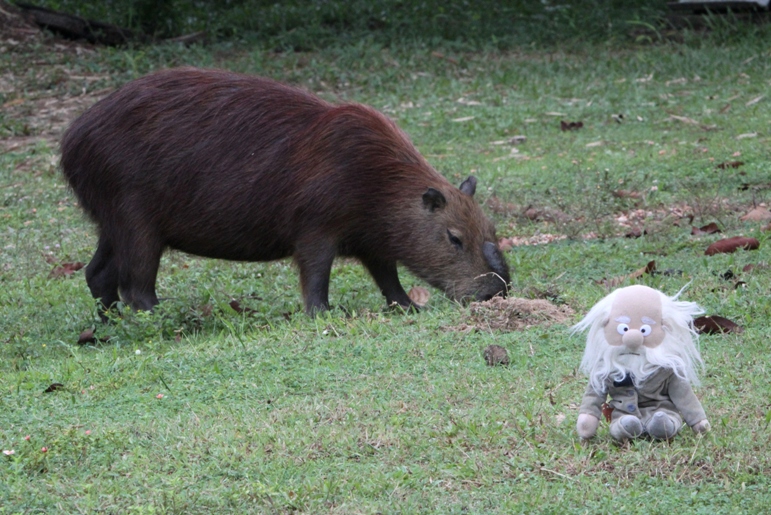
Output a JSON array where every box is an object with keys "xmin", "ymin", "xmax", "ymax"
[{"xmin": 588, "ymin": 334, "xmax": 693, "ymax": 395}]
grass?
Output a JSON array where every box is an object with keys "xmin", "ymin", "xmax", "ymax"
[{"xmin": 2, "ymin": 4, "xmax": 771, "ymax": 513}]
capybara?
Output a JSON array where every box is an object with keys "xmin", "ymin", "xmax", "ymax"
[{"xmin": 61, "ymin": 67, "xmax": 510, "ymax": 316}]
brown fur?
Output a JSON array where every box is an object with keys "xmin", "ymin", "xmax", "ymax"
[{"xmin": 61, "ymin": 67, "xmax": 510, "ymax": 316}]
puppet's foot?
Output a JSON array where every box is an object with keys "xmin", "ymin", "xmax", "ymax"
[
  {"xmin": 609, "ymin": 415, "xmax": 643, "ymax": 442},
  {"xmin": 646, "ymin": 412, "xmax": 681, "ymax": 440}
]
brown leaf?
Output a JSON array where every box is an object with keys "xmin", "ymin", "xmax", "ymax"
[
  {"xmin": 498, "ymin": 237, "xmax": 515, "ymax": 252},
  {"xmin": 716, "ymin": 160, "xmax": 744, "ymax": 169},
  {"xmin": 408, "ymin": 286, "xmax": 430, "ymax": 307},
  {"xmin": 740, "ymin": 207, "xmax": 771, "ymax": 222},
  {"xmin": 613, "ymin": 190, "xmax": 642, "ymax": 199},
  {"xmin": 523, "ymin": 206, "xmax": 569, "ymax": 223},
  {"xmin": 49, "ymin": 261, "xmax": 85, "ymax": 278},
  {"xmin": 601, "ymin": 402, "xmax": 614, "ymax": 423},
  {"xmin": 77, "ymin": 329, "xmax": 96, "ymax": 345},
  {"xmin": 705, "ymin": 236, "xmax": 760, "ymax": 256},
  {"xmin": 694, "ymin": 315, "xmax": 743, "ymax": 334},
  {"xmin": 599, "ymin": 260, "xmax": 656, "ymax": 288},
  {"xmin": 483, "ymin": 345, "xmax": 510, "ymax": 366},
  {"xmin": 44, "ymin": 383, "xmax": 65, "ymax": 393},
  {"xmin": 229, "ymin": 300, "xmax": 257, "ymax": 315},
  {"xmin": 486, "ymin": 196, "xmax": 518, "ymax": 215},
  {"xmin": 560, "ymin": 120, "xmax": 583, "ymax": 131},
  {"xmin": 624, "ymin": 228, "xmax": 647, "ymax": 238},
  {"xmin": 691, "ymin": 223, "xmax": 721, "ymax": 236},
  {"xmin": 430, "ymin": 51, "xmax": 457, "ymax": 64}
]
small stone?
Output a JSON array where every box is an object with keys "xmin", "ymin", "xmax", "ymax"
[{"xmin": 483, "ymin": 345, "xmax": 509, "ymax": 366}]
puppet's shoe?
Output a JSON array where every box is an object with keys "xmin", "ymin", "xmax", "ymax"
[
  {"xmin": 609, "ymin": 415, "xmax": 643, "ymax": 441},
  {"xmin": 646, "ymin": 412, "xmax": 681, "ymax": 440}
]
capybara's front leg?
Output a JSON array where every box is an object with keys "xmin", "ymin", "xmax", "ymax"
[
  {"xmin": 295, "ymin": 240, "xmax": 337, "ymax": 316},
  {"xmin": 361, "ymin": 257, "xmax": 414, "ymax": 309},
  {"xmin": 116, "ymin": 230, "xmax": 163, "ymax": 313}
]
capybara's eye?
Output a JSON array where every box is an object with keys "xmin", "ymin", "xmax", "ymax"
[
  {"xmin": 616, "ymin": 323, "xmax": 629, "ymax": 335},
  {"xmin": 447, "ymin": 230, "xmax": 463, "ymax": 249}
]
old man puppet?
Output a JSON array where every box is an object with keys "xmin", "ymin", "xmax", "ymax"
[{"xmin": 573, "ymin": 284, "xmax": 710, "ymax": 442}]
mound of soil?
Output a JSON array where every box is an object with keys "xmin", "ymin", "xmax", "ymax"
[{"xmin": 452, "ymin": 296, "xmax": 574, "ymax": 332}]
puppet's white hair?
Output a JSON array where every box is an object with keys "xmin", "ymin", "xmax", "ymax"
[{"xmin": 572, "ymin": 286, "xmax": 705, "ymax": 394}]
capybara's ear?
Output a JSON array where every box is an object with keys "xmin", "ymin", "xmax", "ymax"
[
  {"xmin": 422, "ymin": 188, "xmax": 447, "ymax": 212},
  {"xmin": 459, "ymin": 176, "xmax": 477, "ymax": 196}
]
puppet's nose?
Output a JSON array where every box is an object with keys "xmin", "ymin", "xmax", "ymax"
[{"xmin": 622, "ymin": 330, "xmax": 644, "ymax": 350}]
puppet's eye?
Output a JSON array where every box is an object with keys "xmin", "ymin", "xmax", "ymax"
[
  {"xmin": 616, "ymin": 323, "xmax": 629, "ymax": 335},
  {"xmin": 640, "ymin": 324, "xmax": 652, "ymax": 336}
]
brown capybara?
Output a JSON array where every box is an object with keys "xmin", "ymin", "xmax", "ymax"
[{"xmin": 61, "ymin": 67, "xmax": 510, "ymax": 316}]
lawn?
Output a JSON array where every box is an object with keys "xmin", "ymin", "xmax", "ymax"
[{"xmin": 1, "ymin": 2, "xmax": 770, "ymax": 513}]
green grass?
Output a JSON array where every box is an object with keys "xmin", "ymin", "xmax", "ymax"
[{"xmin": 2, "ymin": 8, "xmax": 771, "ymax": 514}]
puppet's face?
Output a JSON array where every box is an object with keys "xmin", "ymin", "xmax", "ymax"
[{"xmin": 603, "ymin": 285, "xmax": 665, "ymax": 357}]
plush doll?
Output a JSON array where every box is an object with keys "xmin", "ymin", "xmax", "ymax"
[{"xmin": 573, "ymin": 284, "xmax": 710, "ymax": 442}]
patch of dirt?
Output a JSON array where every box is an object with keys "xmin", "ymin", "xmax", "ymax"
[
  {"xmin": 1, "ymin": 89, "xmax": 108, "ymax": 152},
  {"xmin": 1, "ymin": 1, "xmax": 109, "ymax": 153},
  {"xmin": 0, "ymin": 1, "xmax": 40, "ymax": 45},
  {"xmin": 450, "ymin": 296, "xmax": 574, "ymax": 332}
]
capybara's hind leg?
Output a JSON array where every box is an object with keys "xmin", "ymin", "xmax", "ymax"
[
  {"xmin": 116, "ymin": 234, "xmax": 163, "ymax": 313},
  {"xmin": 361, "ymin": 257, "xmax": 413, "ymax": 309},
  {"xmin": 85, "ymin": 235, "xmax": 120, "ymax": 320}
]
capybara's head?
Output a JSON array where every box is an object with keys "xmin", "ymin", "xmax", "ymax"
[{"xmin": 401, "ymin": 176, "xmax": 510, "ymax": 303}]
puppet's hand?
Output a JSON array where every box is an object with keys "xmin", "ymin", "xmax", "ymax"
[
  {"xmin": 692, "ymin": 419, "xmax": 711, "ymax": 434},
  {"xmin": 576, "ymin": 413, "xmax": 600, "ymax": 439}
]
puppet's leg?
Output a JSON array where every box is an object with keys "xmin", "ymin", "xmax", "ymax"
[
  {"xmin": 609, "ymin": 415, "xmax": 643, "ymax": 441},
  {"xmin": 645, "ymin": 410, "xmax": 682, "ymax": 440}
]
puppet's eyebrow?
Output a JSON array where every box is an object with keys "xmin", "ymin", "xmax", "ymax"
[
  {"xmin": 614, "ymin": 316, "xmax": 631, "ymax": 323},
  {"xmin": 641, "ymin": 316, "xmax": 657, "ymax": 325}
]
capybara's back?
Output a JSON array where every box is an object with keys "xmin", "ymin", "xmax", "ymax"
[{"xmin": 61, "ymin": 67, "xmax": 510, "ymax": 316}]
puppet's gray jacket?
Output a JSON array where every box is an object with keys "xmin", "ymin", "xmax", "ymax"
[{"xmin": 579, "ymin": 367, "xmax": 707, "ymax": 427}]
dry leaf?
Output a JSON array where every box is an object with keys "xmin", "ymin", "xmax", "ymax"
[
  {"xmin": 613, "ymin": 190, "xmax": 642, "ymax": 199},
  {"xmin": 691, "ymin": 223, "xmax": 721, "ymax": 236},
  {"xmin": 601, "ymin": 402, "xmax": 614, "ymax": 423},
  {"xmin": 740, "ymin": 207, "xmax": 771, "ymax": 222},
  {"xmin": 483, "ymin": 344, "xmax": 509, "ymax": 366},
  {"xmin": 705, "ymin": 236, "xmax": 760, "ymax": 256},
  {"xmin": 746, "ymin": 95, "xmax": 764, "ymax": 107},
  {"xmin": 560, "ymin": 120, "xmax": 583, "ymax": 131},
  {"xmin": 736, "ymin": 133, "xmax": 757, "ymax": 140},
  {"xmin": 452, "ymin": 116, "xmax": 475, "ymax": 123},
  {"xmin": 624, "ymin": 228, "xmax": 647, "ymax": 238},
  {"xmin": 77, "ymin": 329, "xmax": 96, "ymax": 345},
  {"xmin": 599, "ymin": 260, "xmax": 656, "ymax": 288},
  {"xmin": 486, "ymin": 196, "xmax": 518, "ymax": 215},
  {"xmin": 229, "ymin": 299, "xmax": 257, "ymax": 315},
  {"xmin": 669, "ymin": 114, "xmax": 699, "ymax": 125},
  {"xmin": 407, "ymin": 286, "xmax": 430, "ymax": 307},
  {"xmin": 49, "ymin": 261, "xmax": 85, "ymax": 278},
  {"xmin": 716, "ymin": 161, "xmax": 744, "ymax": 169},
  {"xmin": 694, "ymin": 315, "xmax": 743, "ymax": 334},
  {"xmin": 498, "ymin": 237, "xmax": 515, "ymax": 252},
  {"xmin": 44, "ymin": 383, "xmax": 65, "ymax": 393},
  {"xmin": 430, "ymin": 51, "xmax": 457, "ymax": 64}
]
